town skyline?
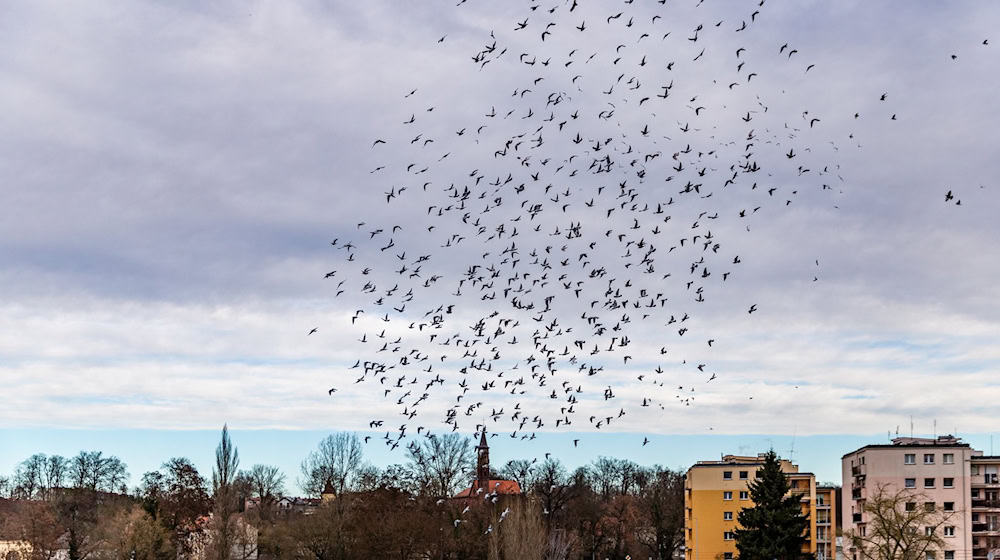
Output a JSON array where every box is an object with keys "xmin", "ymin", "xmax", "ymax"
[{"xmin": 7, "ymin": 427, "xmax": 1000, "ymax": 496}]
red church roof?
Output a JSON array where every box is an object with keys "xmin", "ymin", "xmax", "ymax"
[{"xmin": 454, "ymin": 479, "xmax": 522, "ymax": 498}]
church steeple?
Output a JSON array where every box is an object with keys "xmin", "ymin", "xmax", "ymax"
[{"xmin": 476, "ymin": 429, "xmax": 490, "ymax": 491}]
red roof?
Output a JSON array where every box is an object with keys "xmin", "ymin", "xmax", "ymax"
[{"xmin": 454, "ymin": 479, "xmax": 522, "ymax": 498}]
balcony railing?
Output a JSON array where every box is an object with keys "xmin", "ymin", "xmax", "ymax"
[
  {"xmin": 972, "ymin": 499, "xmax": 1000, "ymax": 509},
  {"xmin": 975, "ymin": 474, "xmax": 1000, "ymax": 485},
  {"xmin": 853, "ymin": 513, "xmax": 863, "ymax": 523},
  {"xmin": 972, "ymin": 522, "xmax": 1000, "ymax": 533}
]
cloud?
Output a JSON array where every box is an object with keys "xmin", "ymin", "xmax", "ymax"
[{"xmin": 1, "ymin": 0, "xmax": 998, "ymax": 439}]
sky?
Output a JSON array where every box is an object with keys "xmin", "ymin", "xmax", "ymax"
[{"xmin": 1, "ymin": 1, "xmax": 999, "ymax": 493}]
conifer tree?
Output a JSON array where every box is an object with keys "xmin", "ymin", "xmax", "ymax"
[{"xmin": 734, "ymin": 450, "xmax": 810, "ymax": 560}]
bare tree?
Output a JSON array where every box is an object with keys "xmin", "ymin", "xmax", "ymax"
[
  {"xmin": 145, "ymin": 457, "xmax": 211, "ymax": 532},
  {"xmin": 13, "ymin": 454, "xmax": 46, "ymax": 499},
  {"xmin": 242, "ymin": 464, "xmax": 285, "ymax": 521},
  {"xmin": 406, "ymin": 432, "xmax": 473, "ymax": 497},
  {"xmin": 42, "ymin": 455, "xmax": 68, "ymax": 495},
  {"xmin": 212, "ymin": 424, "xmax": 240, "ymax": 494},
  {"xmin": 589, "ymin": 456, "xmax": 621, "ymax": 500},
  {"xmin": 637, "ymin": 466, "xmax": 686, "ymax": 560},
  {"xmin": 846, "ymin": 483, "xmax": 954, "ymax": 560},
  {"xmin": 531, "ymin": 458, "xmax": 574, "ymax": 525},
  {"xmin": 68, "ymin": 451, "xmax": 128, "ymax": 493},
  {"xmin": 500, "ymin": 459, "xmax": 536, "ymax": 491},
  {"xmin": 209, "ymin": 424, "xmax": 241, "ymax": 560},
  {"xmin": 299, "ymin": 432, "xmax": 364, "ymax": 496}
]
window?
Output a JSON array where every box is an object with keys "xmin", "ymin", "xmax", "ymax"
[
  {"xmin": 943, "ymin": 453, "xmax": 954, "ymax": 464},
  {"xmin": 723, "ymin": 471, "xmax": 733, "ymax": 480},
  {"xmin": 724, "ymin": 554, "xmax": 734, "ymax": 560},
  {"xmin": 943, "ymin": 478, "xmax": 954, "ymax": 488},
  {"xmin": 973, "ymin": 489, "xmax": 980, "ymax": 498},
  {"xmin": 925, "ymin": 478, "xmax": 935, "ymax": 488},
  {"xmin": 861, "ymin": 456, "xmax": 866, "ymax": 464},
  {"xmin": 724, "ymin": 511, "xmax": 733, "ymax": 521},
  {"xmin": 925, "ymin": 502, "xmax": 936, "ymax": 512},
  {"xmin": 906, "ymin": 502, "xmax": 916, "ymax": 511},
  {"xmin": 860, "ymin": 525, "xmax": 867, "ymax": 537},
  {"xmin": 739, "ymin": 471, "xmax": 749, "ymax": 479},
  {"xmin": 924, "ymin": 454, "xmax": 935, "ymax": 464},
  {"xmin": 944, "ymin": 526, "xmax": 955, "ymax": 537},
  {"xmin": 724, "ymin": 531, "xmax": 735, "ymax": 540},
  {"xmin": 724, "ymin": 491, "xmax": 733, "ymax": 500},
  {"xmin": 905, "ymin": 478, "xmax": 917, "ymax": 488},
  {"xmin": 925, "ymin": 527, "xmax": 934, "ymax": 536},
  {"xmin": 740, "ymin": 491, "xmax": 750, "ymax": 500},
  {"xmin": 926, "ymin": 552, "xmax": 936, "ymax": 560},
  {"xmin": 905, "ymin": 453, "xmax": 916, "ymax": 464},
  {"xmin": 944, "ymin": 502, "xmax": 955, "ymax": 511},
  {"xmin": 945, "ymin": 552, "xmax": 955, "ymax": 560}
]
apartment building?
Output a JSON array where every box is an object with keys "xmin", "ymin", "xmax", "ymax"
[
  {"xmin": 969, "ymin": 455, "xmax": 1000, "ymax": 560},
  {"xmin": 842, "ymin": 436, "xmax": 975, "ymax": 560},
  {"xmin": 685, "ymin": 454, "xmax": 822, "ymax": 560},
  {"xmin": 816, "ymin": 485, "xmax": 841, "ymax": 560}
]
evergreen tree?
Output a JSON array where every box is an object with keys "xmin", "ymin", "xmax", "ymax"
[{"xmin": 734, "ymin": 451, "xmax": 810, "ymax": 560}]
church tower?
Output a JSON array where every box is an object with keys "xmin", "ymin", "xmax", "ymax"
[{"xmin": 476, "ymin": 429, "xmax": 490, "ymax": 491}]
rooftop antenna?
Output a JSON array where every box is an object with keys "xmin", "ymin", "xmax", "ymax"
[
  {"xmin": 789, "ymin": 427, "xmax": 797, "ymax": 462},
  {"xmin": 910, "ymin": 415, "xmax": 914, "ymax": 439},
  {"xmin": 934, "ymin": 419, "xmax": 937, "ymax": 439}
]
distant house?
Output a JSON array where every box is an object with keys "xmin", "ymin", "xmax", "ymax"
[
  {"xmin": 454, "ymin": 430, "xmax": 522, "ymax": 500},
  {"xmin": 243, "ymin": 480, "xmax": 335, "ymax": 516}
]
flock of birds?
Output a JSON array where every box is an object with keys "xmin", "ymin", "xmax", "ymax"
[{"xmin": 311, "ymin": 0, "xmax": 989, "ymax": 469}]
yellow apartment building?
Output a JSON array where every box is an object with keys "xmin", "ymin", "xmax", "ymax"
[
  {"xmin": 815, "ymin": 485, "xmax": 841, "ymax": 560},
  {"xmin": 685, "ymin": 454, "xmax": 820, "ymax": 560}
]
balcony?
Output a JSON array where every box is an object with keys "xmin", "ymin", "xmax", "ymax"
[
  {"xmin": 852, "ymin": 465, "xmax": 865, "ymax": 476},
  {"xmin": 853, "ymin": 513, "xmax": 863, "ymax": 523},
  {"xmin": 972, "ymin": 522, "xmax": 1000, "ymax": 534},
  {"xmin": 972, "ymin": 499, "xmax": 1000, "ymax": 509},
  {"xmin": 852, "ymin": 488, "xmax": 863, "ymax": 500},
  {"xmin": 973, "ymin": 474, "xmax": 1000, "ymax": 487}
]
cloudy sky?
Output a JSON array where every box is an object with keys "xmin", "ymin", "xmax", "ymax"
[{"xmin": 2, "ymin": 0, "xmax": 998, "ymax": 489}]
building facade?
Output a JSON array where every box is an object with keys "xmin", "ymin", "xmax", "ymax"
[
  {"xmin": 685, "ymin": 454, "xmax": 823, "ymax": 560},
  {"xmin": 816, "ymin": 485, "xmax": 841, "ymax": 560},
  {"xmin": 970, "ymin": 455, "xmax": 1000, "ymax": 560},
  {"xmin": 842, "ymin": 436, "xmax": 976, "ymax": 560}
]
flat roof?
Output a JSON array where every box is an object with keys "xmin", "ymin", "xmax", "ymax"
[{"xmin": 842, "ymin": 443, "xmax": 971, "ymax": 459}]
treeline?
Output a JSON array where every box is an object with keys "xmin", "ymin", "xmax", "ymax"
[{"xmin": 0, "ymin": 429, "xmax": 685, "ymax": 560}]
